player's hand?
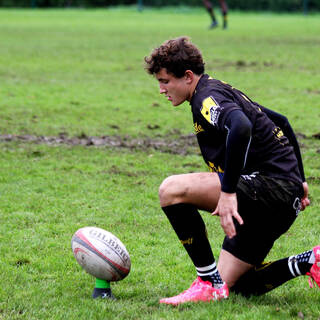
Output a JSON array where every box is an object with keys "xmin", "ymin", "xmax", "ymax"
[
  {"xmin": 212, "ymin": 192, "xmax": 243, "ymax": 238},
  {"xmin": 300, "ymin": 181, "xmax": 310, "ymax": 211}
]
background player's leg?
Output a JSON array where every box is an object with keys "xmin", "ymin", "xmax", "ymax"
[
  {"xmin": 202, "ymin": 0, "xmax": 218, "ymax": 28},
  {"xmin": 218, "ymin": 0, "xmax": 228, "ymax": 28}
]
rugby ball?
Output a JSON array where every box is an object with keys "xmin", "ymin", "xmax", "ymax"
[{"xmin": 71, "ymin": 226, "xmax": 131, "ymax": 281}]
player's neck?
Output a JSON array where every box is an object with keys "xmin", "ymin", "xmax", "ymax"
[{"xmin": 187, "ymin": 74, "xmax": 202, "ymax": 102}]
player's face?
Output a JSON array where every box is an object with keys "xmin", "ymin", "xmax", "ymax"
[{"xmin": 155, "ymin": 69, "xmax": 191, "ymax": 107}]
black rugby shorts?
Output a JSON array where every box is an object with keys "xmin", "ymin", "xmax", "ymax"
[{"xmin": 222, "ymin": 173, "xmax": 304, "ymax": 265}]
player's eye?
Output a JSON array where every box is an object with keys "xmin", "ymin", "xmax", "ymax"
[{"xmin": 158, "ymin": 78, "xmax": 169, "ymax": 85}]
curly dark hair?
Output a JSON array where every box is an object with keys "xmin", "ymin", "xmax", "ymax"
[{"xmin": 144, "ymin": 36, "xmax": 205, "ymax": 78}]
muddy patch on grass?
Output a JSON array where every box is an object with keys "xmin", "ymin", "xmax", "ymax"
[
  {"xmin": 1, "ymin": 133, "xmax": 319, "ymax": 184},
  {"xmin": 205, "ymin": 59, "xmax": 283, "ymax": 71},
  {"xmin": 0, "ymin": 133, "xmax": 199, "ymax": 155},
  {"xmin": 0, "ymin": 131, "xmax": 315, "ymax": 156}
]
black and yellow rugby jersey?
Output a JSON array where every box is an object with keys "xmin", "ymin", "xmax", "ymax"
[{"xmin": 190, "ymin": 74, "xmax": 303, "ymax": 189}]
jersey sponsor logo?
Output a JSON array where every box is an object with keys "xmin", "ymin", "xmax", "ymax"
[
  {"xmin": 200, "ymin": 96, "xmax": 222, "ymax": 126},
  {"xmin": 194, "ymin": 122, "xmax": 204, "ymax": 134},
  {"xmin": 208, "ymin": 161, "xmax": 224, "ymax": 173}
]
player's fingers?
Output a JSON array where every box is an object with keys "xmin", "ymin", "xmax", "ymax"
[
  {"xmin": 211, "ymin": 209, "xmax": 219, "ymax": 216},
  {"xmin": 221, "ymin": 216, "xmax": 236, "ymax": 238},
  {"xmin": 225, "ymin": 223, "xmax": 236, "ymax": 238},
  {"xmin": 301, "ymin": 198, "xmax": 310, "ymax": 211},
  {"xmin": 233, "ymin": 211, "xmax": 244, "ymax": 225},
  {"xmin": 304, "ymin": 198, "xmax": 310, "ymax": 207}
]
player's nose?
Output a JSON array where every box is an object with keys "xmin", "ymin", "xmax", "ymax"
[{"xmin": 159, "ymin": 84, "xmax": 166, "ymax": 94}]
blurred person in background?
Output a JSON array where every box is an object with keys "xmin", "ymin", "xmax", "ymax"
[{"xmin": 203, "ymin": 0, "xmax": 228, "ymax": 29}]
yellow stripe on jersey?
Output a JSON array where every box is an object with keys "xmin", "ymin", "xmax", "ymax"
[{"xmin": 241, "ymin": 94, "xmax": 250, "ymax": 102}]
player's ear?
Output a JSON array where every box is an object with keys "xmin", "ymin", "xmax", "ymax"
[{"xmin": 184, "ymin": 70, "xmax": 194, "ymax": 84}]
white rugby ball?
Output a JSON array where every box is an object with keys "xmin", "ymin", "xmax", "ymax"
[{"xmin": 71, "ymin": 226, "xmax": 131, "ymax": 281}]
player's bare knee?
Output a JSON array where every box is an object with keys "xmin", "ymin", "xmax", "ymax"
[
  {"xmin": 159, "ymin": 176, "xmax": 175, "ymax": 206},
  {"xmin": 159, "ymin": 175, "xmax": 186, "ymax": 207}
]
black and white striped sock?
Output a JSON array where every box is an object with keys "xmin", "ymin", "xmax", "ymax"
[
  {"xmin": 196, "ymin": 262, "xmax": 224, "ymax": 286},
  {"xmin": 288, "ymin": 249, "xmax": 314, "ymax": 277}
]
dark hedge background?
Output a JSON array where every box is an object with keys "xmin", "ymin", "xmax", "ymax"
[{"xmin": 0, "ymin": 0, "xmax": 319, "ymax": 12}]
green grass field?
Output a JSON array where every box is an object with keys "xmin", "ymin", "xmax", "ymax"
[{"xmin": 0, "ymin": 7, "xmax": 319, "ymax": 320}]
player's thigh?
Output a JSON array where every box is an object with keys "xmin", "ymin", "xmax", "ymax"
[{"xmin": 159, "ymin": 172, "xmax": 221, "ymax": 210}]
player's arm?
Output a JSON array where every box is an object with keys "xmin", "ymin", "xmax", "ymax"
[
  {"xmin": 212, "ymin": 109, "xmax": 252, "ymax": 237},
  {"xmin": 221, "ymin": 109, "xmax": 253, "ymax": 193},
  {"xmin": 261, "ymin": 106, "xmax": 309, "ymax": 210}
]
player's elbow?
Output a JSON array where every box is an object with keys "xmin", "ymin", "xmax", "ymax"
[{"xmin": 236, "ymin": 118, "xmax": 252, "ymax": 140}]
